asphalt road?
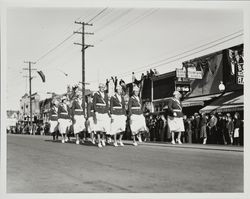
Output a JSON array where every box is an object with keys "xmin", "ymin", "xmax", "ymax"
[{"xmin": 7, "ymin": 134, "xmax": 243, "ymax": 193}]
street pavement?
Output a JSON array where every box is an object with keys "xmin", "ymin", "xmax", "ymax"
[{"xmin": 7, "ymin": 134, "xmax": 243, "ymax": 193}]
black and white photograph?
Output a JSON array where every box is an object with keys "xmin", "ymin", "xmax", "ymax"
[{"xmin": 1, "ymin": 0, "xmax": 250, "ymax": 198}]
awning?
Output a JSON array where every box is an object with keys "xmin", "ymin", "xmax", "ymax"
[
  {"xmin": 182, "ymin": 93, "xmax": 221, "ymax": 107},
  {"xmin": 199, "ymin": 90, "xmax": 243, "ymax": 113}
]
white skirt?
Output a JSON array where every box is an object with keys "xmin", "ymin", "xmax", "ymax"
[
  {"xmin": 49, "ymin": 120, "xmax": 58, "ymax": 133},
  {"xmin": 130, "ymin": 114, "xmax": 148, "ymax": 135},
  {"xmin": 73, "ymin": 115, "xmax": 86, "ymax": 134},
  {"xmin": 58, "ymin": 118, "xmax": 71, "ymax": 134},
  {"xmin": 86, "ymin": 116, "xmax": 95, "ymax": 134},
  {"xmin": 94, "ymin": 112, "xmax": 111, "ymax": 133},
  {"xmin": 110, "ymin": 115, "xmax": 126, "ymax": 135},
  {"xmin": 168, "ymin": 116, "xmax": 185, "ymax": 132}
]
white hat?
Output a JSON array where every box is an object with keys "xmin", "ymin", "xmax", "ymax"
[
  {"xmin": 99, "ymin": 83, "xmax": 105, "ymax": 88},
  {"xmin": 133, "ymin": 86, "xmax": 140, "ymax": 91},
  {"xmin": 116, "ymin": 85, "xmax": 122, "ymax": 90},
  {"xmin": 173, "ymin": 91, "xmax": 181, "ymax": 96}
]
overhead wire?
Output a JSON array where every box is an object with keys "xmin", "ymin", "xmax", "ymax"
[{"xmin": 35, "ymin": 7, "xmax": 109, "ymax": 63}]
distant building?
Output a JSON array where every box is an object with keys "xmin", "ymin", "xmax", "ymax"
[{"xmin": 19, "ymin": 93, "xmax": 40, "ymax": 122}]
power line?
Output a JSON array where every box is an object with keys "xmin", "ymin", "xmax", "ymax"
[
  {"xmin": 113, "ymin": 30, "xmax": 244, "ymax": 77},
  {"xmin": 35, "ymin": 7, "xmax": 108, "ymax": 63},
  {"xmin": 86, "ymin": 32, "xmax": 243, "ymax": 84},
  {"xmin": 93, "ymin": 8, "xmax": 158, "ymax": 45}
]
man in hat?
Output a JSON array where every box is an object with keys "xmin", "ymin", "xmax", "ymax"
[
  {"xmin": 58, "ymin": 95, "xmax": 72, "ymax": 143},
  {"xmin": 166, "ymin": 91, "xmax": 185, "ymax": 144},
  {"xmin": 93, "ymin": 83, "xmax": 110, "ymax": 148},
  {"xmin": 207, "ymin": 113, "xmax": 218, "ymax": 144},
  {"xmin": 49, "ymin": 97, "xmax": 59, "ymax": 141},
  {"xmin": 128, "ymin": 85, "xmax": 148, "ymax": 146},
  {"xmin": 71, "ymin": 90, "xmax": 86, "ymax": 144},
  {"xmin": 109, "ymin": 85, "xmax": 126, "ymax": 147}
]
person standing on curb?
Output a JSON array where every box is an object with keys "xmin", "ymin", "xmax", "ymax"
[{"xmin": 200, "ymin": 112, "xmax": 208, "ymax": 144}]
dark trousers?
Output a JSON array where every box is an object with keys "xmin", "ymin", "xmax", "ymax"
[{"xmin": 194, "ymin": 129, "xmax": 200, "ymax": 143}]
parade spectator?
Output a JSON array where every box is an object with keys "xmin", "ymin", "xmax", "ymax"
[
  {"xmin": 193, "ymin": 113, "xmax": 201, "ymax": 143},
  {"xmin": 200, "ymin": 112, "xmax": 208, "ymax": 144},
  {"xmin": 233, "ymin": 112, "xmax": 241, "ymax": 146},
  {"xmin": 216, "ymin": 113, "xmax": 224, "ymax": 144},
  {"xmin": 221, "ymin": 115, "xmax": 228, "ymax": 145},
  {"xmin": 148, "ymin": 115, "xmax": 157, "ymax": 141},
  {"xmin": 150, "ymin": 69, "xmax": 155, "ymax": 77},
  {"xmin": 226, "ymin": 116, "xmax": 234, "ymax": 145},
  {"xmin": 182, "ymin": 115, "xmax": 188, "ymax": 143},
  {"xmin": 154, "ymin": 69, "xmax": 159, "ymax": 75},
  {"xmin": 207, "ymin": 113, "xmax": 218, "ymax": 144}
]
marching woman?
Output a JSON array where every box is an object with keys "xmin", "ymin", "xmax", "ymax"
[
  {"xmin": 58, "ymin": 96, "xmax": 72, "ymax": 143},
  {"xmin": 110, "ymin": 85, "xmax": 126, "ymax": 147},
  {"xmin": 128, "ymin": 86, "xmax": 148, "ymax": 146},
  {"xmin": 86, "ymin": 94, "xmax": 96, "ymax": 144},
  {"xmin": 49, "ymin": 98, "xmax": 59, "ymax": 141},
  {"xmin": 166, "ymin": 91, "xmax": 185, "ymax": 144},
  {"xmin": 71, "ymin": 91, "xmax": 86, "ymax": 145},
  {"xmin": 93, "ymin": 83, "xmax": 110, "ymax": 148}
]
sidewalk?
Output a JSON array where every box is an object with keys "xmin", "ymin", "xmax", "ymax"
[{"xmin": 122, "ymin": 140, "xmax": 244, "ymax": 152}]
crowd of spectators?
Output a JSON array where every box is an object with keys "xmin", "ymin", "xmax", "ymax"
[
  {"xmin": 8, "ymin": 121, "xmax": 47, "ymax": 135},
  {"xmin": 144, "ymin": 111, "xmax": 243, "ymax": 146}
]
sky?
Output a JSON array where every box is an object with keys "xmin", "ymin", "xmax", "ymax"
[{"xmin": 6, "ymin": 6, "xmax": 243, "ymax": 110}]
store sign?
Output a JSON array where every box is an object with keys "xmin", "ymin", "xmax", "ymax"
[
  {"xmin": 236, "ymin": 64, "xmax": 244, "ymax": 85},
  {"xmin": 176, "ymin": 69, "xmax": 186, "ymax": 78},
  {"xmin": 176, "ymin": 68, "xmax": 203, "ymax": 79},
  {"xmin": 187, "ymin": 71, "xmax": 203, "ymax": 79}
]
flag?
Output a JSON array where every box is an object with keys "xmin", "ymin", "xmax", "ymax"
[{"xmin": 37, "ymin": 71, "xmax": 45, "ymax": 82}]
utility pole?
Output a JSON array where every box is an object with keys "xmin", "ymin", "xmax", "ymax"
[
  {"xmin": 74, "ymin": 21, "xmax": 94, "ymax": 115},
  {"xmin": 23, "ymin": 61, "xmax": 36, "ymax": 134}
]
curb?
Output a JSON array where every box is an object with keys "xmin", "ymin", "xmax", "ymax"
[{"xmin": 129, "ymin": 141, "xmax": 244, "ymax": 152}]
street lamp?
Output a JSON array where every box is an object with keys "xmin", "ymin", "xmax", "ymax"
[{"xmin": 219, "ymin": 81, "xmax": 225, "ymax": 93}]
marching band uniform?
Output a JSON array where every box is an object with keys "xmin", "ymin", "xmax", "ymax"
[
  {"xmin": 93, "ymin": 90, "xmax": 110, "ymax": 133},
  {"xmin": 58, "ymin": 97, "xmax": 71, "ymax": 143},
  {"xmin": 49, "ymin": 103, "xmax": 58, "ymax": 140},
  {"xmin": 128, "ymin": 91, "xmax": 148, "ymax": 140},
  {"xmin": 72, "ymin": 97, "xmax": 86, "ymax": 134},
  {"xmin": 110, "ymin": 93, "xmax": 126, "ymax": 135},
  {"xmin": 167, "ymin": 97, "xmax": 185, "ymax": 132},
  {"xmin": 86, "ymin": 100, "xmax": 96, "ymax": 133},
  {"xmin": 166, "ymin": 91, "xmax": 184, "ymax": 144}
]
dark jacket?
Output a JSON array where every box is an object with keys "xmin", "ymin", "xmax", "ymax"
[
  {"xmin": 58, "ymin": 103, "xmax": 71, "ymax": 119},
  {"xmin": 71, "ymin": 99, "xmax": 84, "ymax": 116},
  {"xmin": 166, "ymin": 97, "xmax": 183, "ymax": 117},
  {"xmin": 110, "ymin": 94, "xmax": 126, "ymax": 115},
  {"xmin": 49, "ymin": 105, "xmax": 58, "ymax": 121},
  {"xmin": 93, "ymin": 91, "xmax": 109, "ymax": 114},
  {"xmin": 86, "ymin": 102, "xmax": 95, "ymax": 118},
  {"xmin": 128, "ymin": 95, "xmax": 143, "ymax": 116}
]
